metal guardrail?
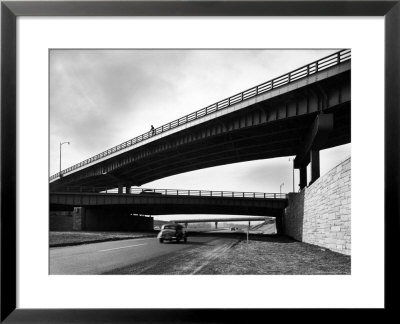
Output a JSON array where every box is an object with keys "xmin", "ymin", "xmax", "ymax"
[
  {"xmin": 50, "ymin": 49, "xmax": 351, "ymax": 181},
  {"xmin": 58, "ymin": 187, "xmax": 287, "ymax": 199}
]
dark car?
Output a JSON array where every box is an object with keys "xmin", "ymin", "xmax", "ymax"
[{"xmin": 157, "ymin": 224, "xmax": 187, "ymax": 243}]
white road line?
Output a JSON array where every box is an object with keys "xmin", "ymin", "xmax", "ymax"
[
  {"xmin": 119, "ymin": 237, "xmax": 155, "ymax": 242},
  {"xmin": 99, "ymin": 243, "xmax": 147, "ymax": 252}
]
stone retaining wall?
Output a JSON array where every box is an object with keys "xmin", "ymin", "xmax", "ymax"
[{"xmin": 284, "ymin": 157, "xmax": 351, "ymax": 255}]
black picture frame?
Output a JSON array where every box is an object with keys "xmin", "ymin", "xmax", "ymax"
[{"xmin": 1, "ymin": 0, "xmax": 399, "ymax": 322}]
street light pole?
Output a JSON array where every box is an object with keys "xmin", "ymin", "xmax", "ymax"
[
  {"xmin": 280, "ymin": 182, "xmax": 284, "ymax": 195},
  {"xmin": 59, "ymin": 141, "xmax": 70, "ymax": 177}
]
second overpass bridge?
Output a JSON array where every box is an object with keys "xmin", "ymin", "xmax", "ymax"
[{"xmin": 50, "ymin": 187, "xmax": 288, "ymax": 232}]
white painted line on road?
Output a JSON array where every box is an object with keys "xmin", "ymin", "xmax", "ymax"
[{"xmin": 99, "ymin": 243, "xmax": 147, "ymax": 252}]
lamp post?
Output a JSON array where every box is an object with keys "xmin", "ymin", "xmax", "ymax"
[
  {"xmin": 280, "ymin": 182, "xmax": 284, "ymax": 195},
  {"xmin": 289, "ymin": 157, "xmax": 295, "ymax": 192},
  {"xmin": 59, "ymin": 141, "xmax": 70, "ymax": 177}
]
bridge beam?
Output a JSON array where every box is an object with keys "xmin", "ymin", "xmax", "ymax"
[
  {"xmin": 102, "ymin": 172, "xmax": 136, "ymax": 193},
  {"xmin": 310, "ymin": 149, "xmax": 320, "ymax": 185},
  {"xmin": 275, "ymin": 215, "xmax": 283, "ymax": 235},
  {"xmin": 294, "ymin": 113, "xmax": 333, "ymax": 187},
  {"xmin": 299, "ymin": 164, "xmax": 307, "ymax": 190},
  {"xmin": 118, "ymin": 183, "xmax": 123, "ymax": 194}
]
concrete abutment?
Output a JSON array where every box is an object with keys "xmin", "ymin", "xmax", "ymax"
[{"xmin": 284, "ymin": 157, "xmax": 351, "ymax": 255}]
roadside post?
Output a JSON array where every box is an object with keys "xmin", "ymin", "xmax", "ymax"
[{"xmin": 247, "ymin": 221, "xmax": 250, "ymax": 244}]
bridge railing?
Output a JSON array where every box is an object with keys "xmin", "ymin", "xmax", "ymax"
[
  {"xmin": 50, "ymin": 49, "xmax": 351, "ymax": 181},
  {"xmin": 59, "ymin": 186, "xmax": 287, "ymax": 199}
]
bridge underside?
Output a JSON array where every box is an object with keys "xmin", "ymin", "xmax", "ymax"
[
  {"xmin": 50, "ymin": 193, "xmax": 288, "ymax": 217},
  {"xmin": 50, "ymin": 65, "xmax": 350, "ymax": 192},
  {"xmin": 171, "ymin": 217, "xmax": 270, "ymax": 223},
  {"xmin": 51, "ymin": 193, "xmax": 287, "ymax": 232}
]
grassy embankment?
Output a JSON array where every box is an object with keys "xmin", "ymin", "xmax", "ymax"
[{"xmin": 200, "ymin": 236, "xmax": 351, "ymax": 275}]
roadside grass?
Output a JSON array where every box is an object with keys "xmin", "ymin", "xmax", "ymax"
[
  {"xmin": 200, "ymin": 236, "xmax": 351, "ymax": 275},
  {"xmin": 49, "ymin": 231, "xmax": 156, "ymax": 247},
  {"xmin": 108, "ymin": 234, "xmax": 350, "ymax": 275}
]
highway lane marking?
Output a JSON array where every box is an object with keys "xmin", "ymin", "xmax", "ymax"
[
  {"xmin": 120, "ymin": 237, "xmax": 155, "ymax": 240},
  {"xmin": 99, "ymin": 243, "xmax": 147, "ymax": 252}
]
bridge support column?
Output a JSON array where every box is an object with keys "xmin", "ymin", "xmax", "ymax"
[
  {"xmin": 126, "ymin": 184, "xmax": 132, "ymax": 194},
  {"xmin": 118, "ymin": 183, "xmax": 123, "ymax": 194},
  {"xmin": 294, "ymin": 114, "xmax": 333, "ymax": 189},
  {"xmin": 299, "ymin": 165, "xmax": 307, "ymax": 190},
  {"xmin": 275, "ymin": 215, "xmax": 283, "ymax": 235},
  {"xmin": 72, "ymin": 207, "xmax": 86, "ymax": 231},
  {"xmin": 310, "ymin": 149, "xmax": 320, "ymax": 185},
  {"xmin": 215, "ymin": 222, "xmax": 218, "ymax": 229}
]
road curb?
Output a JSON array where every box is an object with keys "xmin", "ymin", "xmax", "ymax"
[{"xmin": 50, "ymin": 234, "xmax": 157, "ymax": 248}]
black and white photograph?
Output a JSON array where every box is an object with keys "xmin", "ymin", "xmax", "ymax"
[
  {"xmin": 3, "ymin": 0, "xmax": 398, "ymax": 319},
  {"xmin": 49, "ymin": 49, "xmax": 351, "ymax": 275}
]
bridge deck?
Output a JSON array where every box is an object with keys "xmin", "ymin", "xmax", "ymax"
[
  {"xmin": 50, "ymin": 50, "xmax": 350, "ymax": 180},
  {"xmin": 50, "ymin": 50, "xmax": 351, "ymax": 191},
  {"xmin": 50, "ymin": 188, "xmax": 288, "ymax": 217},
  {"xmin": 171, "ymin": 217, "xmax": 270, "ymax": 223}
]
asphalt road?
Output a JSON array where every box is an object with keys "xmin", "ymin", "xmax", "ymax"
[{"xmin": 50, "ymin": 235, "xmax": 237, "ymax": 275}]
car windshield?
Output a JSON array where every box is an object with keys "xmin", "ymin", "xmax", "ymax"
[{"xmin": 163, "ymin": 225, "xmax": 178, "ymax": 230}]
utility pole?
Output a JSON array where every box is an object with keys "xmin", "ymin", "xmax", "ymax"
[{"xmin": 280, "ymin": 182, "xmax": 284, "ymax": 195}]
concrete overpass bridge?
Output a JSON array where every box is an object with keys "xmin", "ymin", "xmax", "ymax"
[
  {"xmin": 50, "ymin": 49, "xmax": 351, "ymax": 193},
  {"xmin": 170, "ymin": 216, "xmax": 271, "ymax": 230},
  {"xmin": 50, "ymin": 187, "xmax": 288, "ymax": 232},
  {"xmin": 50, "ymin": 187, "xmax": 287, "ymax": 216}
]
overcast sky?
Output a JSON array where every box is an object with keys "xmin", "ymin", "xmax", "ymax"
[{"xmin": 50, "ymin": 49, "xmax": 350, "ymax": 222}]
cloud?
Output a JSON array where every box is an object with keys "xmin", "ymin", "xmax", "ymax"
[{"xmin": 50, "ymin": 49, "xmax": 341, "ymax": 175}]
